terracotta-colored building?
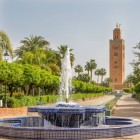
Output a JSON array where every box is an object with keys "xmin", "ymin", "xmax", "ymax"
[{"xmin": 109, "ymin": 24, "xmax": 125, "ymax": 90}]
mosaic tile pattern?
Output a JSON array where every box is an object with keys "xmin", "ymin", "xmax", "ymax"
[{"xmin": 0, "ymin": 117, "xmax": 140, "ymax": 139}]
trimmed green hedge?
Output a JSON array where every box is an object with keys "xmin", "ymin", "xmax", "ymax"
[
  {"xmin": 73, "ymin": 80, "xmax": 112, "ymax": 93},
  {"xmin": 123, "ymin": 88, "xmax": 131, "ymax": 93},
  {"xmin": 6, "ymin": 93, "xmax": 104, "ymax": 108}
]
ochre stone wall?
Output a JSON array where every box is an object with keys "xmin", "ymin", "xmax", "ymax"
[
  {"xmin": 109, "ymin": 24, "xmax": 125, "ymax": 90},
  {"xmin": 0, "ymin": 107, "xmax": 27, "ymax": 118}
]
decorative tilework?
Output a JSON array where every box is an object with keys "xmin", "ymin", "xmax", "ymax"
[{"xmin": 0, "ymin": 117, "xmax": 140, "ymax": 139}]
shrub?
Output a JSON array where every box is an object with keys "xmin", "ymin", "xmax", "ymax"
[
  {"xmin": 73, "ymin": 80, "xmax": 111, "ymax": 93},
  {"xmin": 134, "ymin": 82, "xmax": 140, "ymax": 93},
  {"xmin": 123, "ymin": 88, "xmax": 131, "ymax": 93},
  {"xmin": 13, "ymin": 92, "xmax": 25, "ymax": 99},
  {"xmin": 6, "ymin": 92, "xmax": 104, "ymax": 108}
]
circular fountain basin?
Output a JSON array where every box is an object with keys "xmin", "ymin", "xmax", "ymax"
[
  {"xmin": 0, "ymin": 116, "xmax": 140, "ymax": 139},
  {"xmin": 1, "ymin": 104, "xmax": 139, "ymax": 139}
]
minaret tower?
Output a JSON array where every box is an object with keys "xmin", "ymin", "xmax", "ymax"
[{"xmin": 109, "ymin": 23, "xmax": 125, "ymax": 90}]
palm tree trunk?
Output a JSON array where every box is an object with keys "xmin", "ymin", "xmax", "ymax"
[
  {"xmin": 90, "ymin": 70, "xmax": 92, "ymax": 82},
  {"xmin": 78, "ymin": 72, "xmax": 80, "ymax": 76},
  {"xmin": 101, "ymin": 76, "xmax": 103, "ymax": 84},
  {"xmin": 88, "ymin": 70, "xmax": 89, "ymax": 76},
  {"xmin": 97, "ymin": 76, "xmax": 99, "ymax": 84}
]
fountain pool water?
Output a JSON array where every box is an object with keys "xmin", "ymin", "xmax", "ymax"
[{"xmin": 1, "ymin": 48, "xmax": 140, "ymax": 139}]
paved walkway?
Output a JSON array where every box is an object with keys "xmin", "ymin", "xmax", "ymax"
[
  {"xmin": 100, "ymin": 94, "xmax": 140, "ymax": 140},
  {"xmin": 112, "ymin": 94, "xmax": 140, "ymax": 119},
  {"xmin": 77, "ymin": 95, "xmax": 115, "ymax": 106}
]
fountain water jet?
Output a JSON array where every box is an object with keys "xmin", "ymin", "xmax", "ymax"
[{"xmin": 59, "ymin": 47, "xmax": 72, "ymax": 101}]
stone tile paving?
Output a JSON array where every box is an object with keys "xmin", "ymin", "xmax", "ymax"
[{"xmin": 97, "ymin": 94, "xmax": 140, "ymax": 140}]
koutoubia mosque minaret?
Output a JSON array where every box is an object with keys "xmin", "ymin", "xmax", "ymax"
[{"xmin": 109, "ymin": 23, "xmax": 125, "ymax": 90}]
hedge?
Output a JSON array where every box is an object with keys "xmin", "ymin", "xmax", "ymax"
[{"xmin": 6, "ymin": 92, "xmax": 104, "ymax": 108}]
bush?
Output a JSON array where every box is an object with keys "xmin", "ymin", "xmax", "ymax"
[
  {"xmin": 7, "ymin": 96, "xmax": 37, "ymax": 107},
  {"xmin": 123, "ymin": 88, "xmax": 131, "ymax": 93},
  {"xmin": 134, "ymin": 82, "xmax": 140, "ymax": 93},
  {"xmin": 13, "ymin": 92, "xmax": 25, "ymax": 99},
  {"xmin": 73, "ymin": 80, "xmax": 112, "ymax": 93},
  {"xmin": 6, "ymin": 92, "xmax": 104, "ymax": 108},
  {"xmin": 132, "ymin": 94, "xmax": 136, "ymax": 98}
]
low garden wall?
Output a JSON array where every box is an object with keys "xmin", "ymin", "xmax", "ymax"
[{"xmin": 0, "ymin": 107, "xmax": 27, "ymax": 118}]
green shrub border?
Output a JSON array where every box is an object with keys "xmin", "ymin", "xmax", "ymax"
[{"xmin": 6, "ymin": 92, "xmax": 104, "ymax": 108}]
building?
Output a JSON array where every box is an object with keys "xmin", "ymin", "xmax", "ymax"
[{"xmin": 109, "ymin": 23, "xmax": 125, "ymax": 90}]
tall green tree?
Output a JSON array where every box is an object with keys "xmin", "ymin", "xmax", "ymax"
[
  {"xmin": 14, "ymin": 35, "xmax": 60, "ymax": 75},
  {"xmin": 0, "ymin": 31, "xmax": 13, "ymax": 59},
  {"xmin": 76, "ymin": 73, "xmax": 90, "ymax": 83},
  {"xmin": 14, "ymin": 35, "xmax": 50, "ymax": 61},
  {"xmin": 0, "ymin": 61, "xmax": 23, "ymax": 97},
  {"xmin": 85, "ymin": 62, "xmax": 90, "ymax": 76},
  {"xmin": 58, "ymin": 45, "xmax": 75, "ymax": 67},
  {"xmin": 94, "ymin": 69, "xmax": 101, "ymax": 84},
  {"xmin": 100, "ymin": 68, "xmax": 107, "ymax": 84},
  {"xmin": 132, "ymin": 42, "xmax": 140, "ymax": 66},
  {"xmin": 124, "ymin": 74, "xmax": 134, "ymax": 87},
  {"xmin": 89, "ymin": 59, "xmax": 97, "ymax": 81},
  {"xmin": 102, "ymin": 77, "xmax": 111, "ymax": 87},
  {"xmin": 130, "ymin": 42, "xmax": 140, "ymax": 86},
  {"xmin": 74, "ymin": 65, "xmax": 83, "ymax": 76}
]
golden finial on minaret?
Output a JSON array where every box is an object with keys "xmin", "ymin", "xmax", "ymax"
[{"xmin": 116, "ymin": 22, "xmax": 118, "ymax": 28}]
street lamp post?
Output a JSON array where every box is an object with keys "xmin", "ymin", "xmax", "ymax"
[
  {"xmin": 0, "ymin": 37, "xmax": 10, "ymax": 108},
  {"xmin": 4, "ymin": 51, "xmax": 9, "ymax": 108}
]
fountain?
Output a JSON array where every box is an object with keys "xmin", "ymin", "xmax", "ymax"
[
  {"xmin": 59, "ymin": 47, "xmax": 72, "ymax": 101},
  {"xmin": 0, "ymin": 48, "xmax": 140, "ymax": 139},
  {"xmin": 28, "ymin": 47, "xmax": 106, "ymax": 128}
]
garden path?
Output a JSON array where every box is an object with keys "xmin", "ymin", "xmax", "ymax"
[
  {"xmin": 98, "ymin": 94, "xmax": 140, "ymax": 140},
  {"xmin": 77, "ymin": 94, "xmax": 115, "ymax": 106}
]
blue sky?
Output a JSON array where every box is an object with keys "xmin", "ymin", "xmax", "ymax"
[{"xmin": 1, "ymin": 0, "xmax": 140, "ymax": 80}]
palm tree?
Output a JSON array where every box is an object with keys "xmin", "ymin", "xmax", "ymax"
[
  {"xmin": 0, "ymin": 30, "xmax": 13, "ymax": 59},
  {"xmin": 58, "ymin": 45, "xmax": 75, "ymax": 67},
  {"xmin": 76, "ymin": 73, "xmax": 90, "ymax": 83},
  {"xmin": 100, "ymin": 68, "xmax": 107, "ymax": 84},
  {"xmin": 14, "ymin": 35, "xmax": 50, "ymax": 60},
  {"xmin": 74, "ymin": 65, "xmax": 83, "ymax": 76},
  {"xmin": 94, "ymin": 69, "xmax": 101, "ymax": 84},
  {"xmin": 58, "ymin": 45, "xmax": 68, "ymax": 58},
  {"xmin": 89, "ymin": 59, "xmax": 97, "ymax": 81},
  {"xmin": 14, "ymin": 35, "xmax": 60, "ymax": 74},
  {"xmin": 21, "ymin": 35, "xmax": 49, "ymax": 52},
  {"xmin": 102, "ymin": 77, "xmax": 112, "ymax": 87},
  {"xmin": 14, "ymin": 35, "xmax": 53, "ymax": 66},
  {"xmin": 85, "ymin": 62, "xmax": 90, "ymax": 76}
]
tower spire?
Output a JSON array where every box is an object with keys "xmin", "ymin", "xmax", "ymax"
[
  {"xmin": 116, "ymin": 22, "xmax": 118, "ymax": 28},
  {"xmin": 109, "ymin": 24, "xmax": 125, "ymax": 90}
]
